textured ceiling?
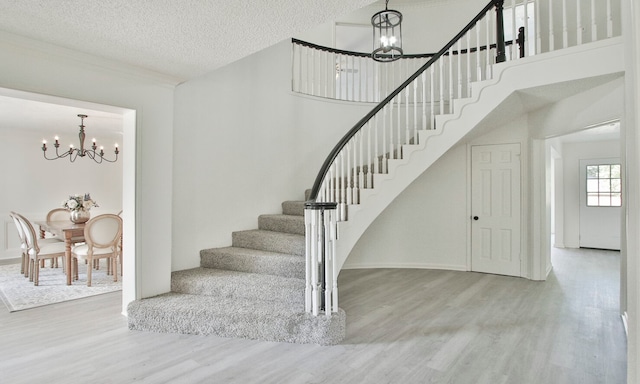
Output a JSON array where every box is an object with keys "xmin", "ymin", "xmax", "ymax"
[{"xmin": 0, "ymin": 0, "xmax": 380, "ymax": 82}]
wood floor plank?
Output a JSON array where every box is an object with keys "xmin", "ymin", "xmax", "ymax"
[{"xmin": 0, "ymin": 247, "xmax": 626, "ymax": 383}]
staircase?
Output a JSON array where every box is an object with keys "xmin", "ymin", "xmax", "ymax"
[
  {"xmin": 127, "ymin": 193, "xmax": 346, "ymax": 345},
  {"xmin": 128, "ymin": 0, "xmax": 623, "ymax": 345}
]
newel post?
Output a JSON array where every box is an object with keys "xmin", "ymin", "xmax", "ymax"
[
  {"xmin": 517, "ymin": 26, "xmax": 526, "ymax": 58},
  {"xmin": 304, "ymin": 201, "xmax": 339, "ymax": 317},
  {"xmin": 495, "ymin": 0, "xmax": 507, "ymax": 63}
]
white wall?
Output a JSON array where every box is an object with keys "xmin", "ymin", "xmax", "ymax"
[
  {"xmin": 172, "ymin": 40, "xmax": 376, "ymax": 271},
  {"xmin": 345, "ymin": 115, "xmax": 529, "ymax": 272},
  {"xmin": 560, "ymin": 140, "xmax": 620, "ymax": 248},
  {"xmin": 0, "ymin": 31, "xmax": 175, "ymax": 307},
  {"xmin": 344, "ymin": 143, "xmax": 468, "ymax": 270},
  {"xmin": 0, "ymin": 129, "xmax": 123, "ymax": 259}
]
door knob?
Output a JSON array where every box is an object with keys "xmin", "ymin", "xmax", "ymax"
[{"xmin": 473, "ymin": 216, "xmax": 479, "ymax": 220}]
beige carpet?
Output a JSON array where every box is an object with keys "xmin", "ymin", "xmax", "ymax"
[{"xmin": 0, "ymin": 260, "xmax": 121, "ymax": 312}]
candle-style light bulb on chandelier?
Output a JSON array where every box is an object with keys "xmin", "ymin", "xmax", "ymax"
[
  {"xmin": 41, "ymin": 114, "xmax": 119, "ymax": 163},
  {"xmin": 371, "ymin": 0, "xmax": 403, "ymax": 62}
]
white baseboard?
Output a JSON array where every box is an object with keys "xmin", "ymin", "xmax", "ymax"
[{"xmin": 342, "ymin": 262, "xmax": 468, "ymax": 271}]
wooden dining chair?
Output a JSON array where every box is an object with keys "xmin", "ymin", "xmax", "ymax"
[
  {"xmin": 46, "ymin": 208, "xmax": 70, "ymax": 222},
  {"xmin": 10, "ymin": 211, "xmax": 63, "ymax": 278},
  {"xmin": 71, "ymin": 214, "xmax": 122, "ymax": 287},
  {"xmin": 14, "ymin": 212, "xmax": 67, "ymax": 286},
  {"xmin": 9, "ymin": 211, "xmax": 30, "ymax": 277},
  {"xmin": 45, "ymin": 208, "xmax": 85, "ymax": 268}
]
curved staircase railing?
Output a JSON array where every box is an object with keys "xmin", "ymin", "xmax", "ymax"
[{"xmin": 303, "ymin": 0, "xmax": 620, "ymax": 317}]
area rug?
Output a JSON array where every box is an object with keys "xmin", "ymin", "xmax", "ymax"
[{"xmin": 0, "ymin": 260, "xmax": 121, "ymax": 312}]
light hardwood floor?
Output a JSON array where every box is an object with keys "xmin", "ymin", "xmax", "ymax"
[{"xmin": 0, "ymin": 248, "xmax": 626, "ymax": 384}]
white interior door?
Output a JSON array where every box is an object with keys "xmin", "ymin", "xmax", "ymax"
[
  {"xmin": 471, "ymin": 143, "xmax": 521, "ymax": 277},
  {"xmin": 579, "ymin": 158, "xmax": 621, "ymax": 250}
]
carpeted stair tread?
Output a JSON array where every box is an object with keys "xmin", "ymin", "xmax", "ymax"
[
  {"xmin": 258, "ymin": 214, "xmax": 305, "ymax": 235},
  {"xmin": 127, "ymin": 292, "xmax": 346, "ymax": 345},
  {"xmin": 282, "ymin": 200, "xmax": 306, "ymax": 216},
  {"xmin": 232, "ymin": 229, "xmax": 305, "ymax": 256},
  {"xmin": 171, "ymin": 267, "xmax": 304, "ymax": 308},
  {"xmin": 200, "ymin": 246, "xmax": 304, "ymax": 279}
]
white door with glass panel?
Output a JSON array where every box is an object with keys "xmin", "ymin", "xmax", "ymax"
[
  {"xmin": 471, "ymin": 143, "xmax": 521, "ymax": 277},
  {"xmin": 579, "ymin": 159, "xmax": 621, "ymax": 250}
]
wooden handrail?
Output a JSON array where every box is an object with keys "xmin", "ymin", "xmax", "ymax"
[{"xmin": 306, "ymin": 0, "xmax": 502, "ymax": 203}]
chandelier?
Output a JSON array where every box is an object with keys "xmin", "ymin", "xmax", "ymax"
[
  {"xmin": 371, "ymin": 0, "xmax": 403, "ymax": 62},
  {"xmin": 41, "ymin": 114, "xmax": 119, "ymax": 163}
]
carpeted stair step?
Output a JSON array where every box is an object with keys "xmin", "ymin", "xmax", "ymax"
[
  {"xmin": 171, "ymin": 267, "xmax": 305, "ymax": 309},
  {"xmin": 232, "ymin": 229, "xmax": 305, "ymax": 256},
  {"xmin": 258, "ymin": 214, "xmax": 305, "ymax": 235},
  {"xmin": 282, "ymin": 200, "xmax": 305, "ymax": 216},
  {"xmin": 200, "ymin": 246, "xmax": 304, "ymax": 279},
  {"xmin": 127, "ymin": 292, "xmax": 346, "ymax": 345}
]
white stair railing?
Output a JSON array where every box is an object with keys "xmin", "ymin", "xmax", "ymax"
[
  {"xmin": 304, "ymin": 202, "xmax": 338, "ymax": 316},
  {"xmin": 302, "ymin": 0, "xmax": 621, "ymax": 317}
]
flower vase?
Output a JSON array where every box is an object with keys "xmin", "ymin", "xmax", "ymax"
[{"xmin": 70, "ymin": 209, "xmax": 90, "ymax": 224}]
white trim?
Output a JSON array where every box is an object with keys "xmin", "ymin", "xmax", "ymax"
[
  {"xmin": 622, "ymin": 311, "xmax": 629, "ymax": 336},
  {"xmin": 342, "ymin": 262, "xmax": 468, "ymax": 271}
]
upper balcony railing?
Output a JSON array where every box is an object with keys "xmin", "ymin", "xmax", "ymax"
[{"xmin": 292, "ymin": 0, "xmax": 620, "ymax": 104}]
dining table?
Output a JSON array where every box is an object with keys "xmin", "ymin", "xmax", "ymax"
[{"xmin": 34, "ymin": 220, "xmax": 86, "ymax": 285}]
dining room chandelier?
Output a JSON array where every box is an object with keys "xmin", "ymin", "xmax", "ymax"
[
  {"xmin": 41, "ymin": 114, "xmax": 119, "ymax": 163},
  {"xmin": 371, "ymin": 0, "xmax": 403, "ymax": 62}
]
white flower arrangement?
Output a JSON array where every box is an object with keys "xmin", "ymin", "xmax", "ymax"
[{"xmin": 62, "ymin": 193, "xmax": 98, "ymax": 212}]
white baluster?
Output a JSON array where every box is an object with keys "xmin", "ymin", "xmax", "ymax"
[
  {"xmin": 430, "ymin": 65, "xmax": 435, "ymax": 129},
  {"xmin": 308, "ymin": 208, "xmax": 319, "ymax": 315},
  {"xmin": 359, "ymin": 129, "xmax": 365, "ymax": 195},
  {"xmin": 330, "ymin": 209, "xmax": 338, "ymax": 313},
  {"xmin": 485, "ymin": 10, "xmax": 490, "ymax": 79},
  {"xmin": 397, "ymin": 93, "xmax": 402, "ymax": 157},
  {"xmin": 523, "ymin": 0, "xmax": 530, "ymax": 57},
  {"xmin": 439, "ymin": 56, "xmax": 444, "ymax": 116},
  {"xmin": 331, "ymin": 164, "xmax": 336, "ymax": 203},
  {"xmin": 382, "ymin": 105, "xmax": 388, "ymax": 174},
  {"xmin": 304, "ymin": 208, "xmax": 312, "ymax": 313},
  {"xmin": 413, "ymin": 78, "xmax": 418, "ymax": 144},
  {"xmin": 549, "ymin": 0, "xmax": 555, "ymax": 51},
  {"xmin": 353, "ymin": 132, "xmax": 358, "ymax": 198},
  {"xmin": 536, "ymin": 0, "xmax": 542, "ymax": 54},
  {"xmin": 421, "ymin": 71, "xmax": 427, "ymax": 133},
  {"xmin": 476, "ymin": 22, "xmax": 481, "ymax": 80},
  {"xmin": 349, "ymin": 55, "xmax": 355, "ymax": 101},
  {"xmin": 389, "ymin": 99, "xmax": 395, "ymax": 163},
  {"xmin": 562, "ymin": 0, "xmax": 568, "ymax": 48},
  {"xmin": 466, "ymin": 31, "xmax": 472, "ymax": 97},
  {"xmin": 373, "ymin": 115, "xmax": 378, "ymax": 180},
  {"xmin": 320, "ymin": 51, "xmax": 324, "ymax": 99},
  {"xmin": 323, "ymin": 209, "xmax": 332, "ymax": 316},
  {"xmin": 311, "ymin": 49, "xmax": 316, "ymax": 96},
  {"xmin": 339, "ymin": 151, "xmax": 344, "ymax": 212},
  {"xmin": 457, "ymin": 40, "xmax": 463, "ymax": 99},
  {"xmin": 405, "ymin": 63, "xmax": 410, "ymax": 145},
  {"xmin": 335, "ymin": 54, "xmax": 341, "ymax": 100},
  {"xmin": 607, "ymin": 0, "xmax": 613, "ymax": 38},
  {"xmin": 511, "ymin": 0, "xmax": 517, "ymax": 60},
  {"xmin": 449, "ymin": 49, "xmax": 454, "ymax": 114},
  {"xmin": 301, "ymin": 46, "xmax": 307, "ymax": 95},
  {"xmin": 577, "ymin": 0, "xmax": 583, "ymax": 45},
  {"xmin": 591, "ymin": 0, "xmax": 597, "ymax": 42},
  {"xmin": 291, "ymin": 43, "xmax": 297, "ymax": 93},
  {"xmin": 362, "ymin": 56, "xmax": 367, "ymax": 102}
]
